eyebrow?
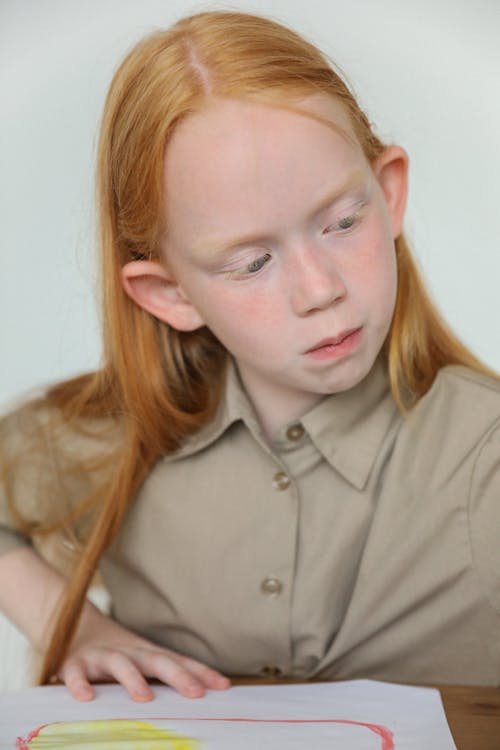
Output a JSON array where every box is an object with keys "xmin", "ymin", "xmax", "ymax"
[{"xmin": 192, "ymin": 170, "xmax": 366, "ymax": 258}]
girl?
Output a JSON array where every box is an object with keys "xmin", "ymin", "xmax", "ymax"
[{"xmin": 1, "ymin": 10, "xmax": 499, "ymax": 702}]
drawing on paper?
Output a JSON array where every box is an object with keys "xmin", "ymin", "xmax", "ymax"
[
  {"xmin": 16, "ymin": 719, "xmax": 201, "ymax": 749},
  {"xmin": 17, "ymin": 716, "xmax": 395, "ymax": 749}
]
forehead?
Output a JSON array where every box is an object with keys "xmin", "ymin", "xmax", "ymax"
[{"xmin": 162, "ymin": 94, "xmax": 368, "ymax": 239}]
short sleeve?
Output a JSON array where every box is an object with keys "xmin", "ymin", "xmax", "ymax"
[
  {"xmin": 0, "ymin": 403, "xmax": 43, "ymax": 556},
  {"xmin": 0, "ymin": 398, "xmax": 97, "ymax": 571},
  {"xmin": 468, "ymin": 419, "xmax": 500, "ymax": 615}
]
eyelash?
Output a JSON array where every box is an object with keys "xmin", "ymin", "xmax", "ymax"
[
  {"xmin": 228, "ymin": 208, "xmax": 364, "ymax": 278},
  {"xmin": 323, "ymin": 209, "xmax": 362, "ymax": 234},
  {"xmin": 225, "ymin": 254, "xmax": 271, "ymax": 279}
]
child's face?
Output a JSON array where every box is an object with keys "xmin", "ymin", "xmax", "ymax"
[{"xmin": 127, "ymin": 94, "xmax": 407, "ymax": 417}]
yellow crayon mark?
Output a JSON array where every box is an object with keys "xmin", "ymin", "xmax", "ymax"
[{"xmin": 24, "ymin": 719, "xmax": 201, "ymax": 749}]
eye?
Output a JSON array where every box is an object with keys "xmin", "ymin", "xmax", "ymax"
[
  {"xmin": 246, "ymin": 254, "xmax": 271, "ymax": 273},
  {"xmin": 323, "ymin": 197, "xmax": 369, "ymax": 235},
  {"xmin": 225, "ymin": 252, "xmax": 272, "ymax": 279},
  {"xmin": 324, "ymin": 211, "xmax": 361, "ymax": 234}
]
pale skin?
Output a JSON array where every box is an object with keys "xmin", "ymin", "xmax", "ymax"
[
  {"xmin": 123, "ymin": 94, "xmax": 408, "ymax": 438},
  {"xmin": 0, "ymin": 94, "xmax": 408, "ymax": 700}
]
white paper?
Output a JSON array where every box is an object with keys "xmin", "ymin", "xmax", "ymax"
[{"xmin": 0, "ymin": 679, "xmax": 457, "ymax": 749}]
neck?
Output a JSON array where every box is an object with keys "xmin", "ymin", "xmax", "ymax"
[{"xmin": 236, "ymin": 366, "xmax": 323, "ymax": 442}]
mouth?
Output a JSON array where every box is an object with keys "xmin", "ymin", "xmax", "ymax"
[{"xmin": 305, "ymin": 328, "xmax": 362, "ymax": 354}]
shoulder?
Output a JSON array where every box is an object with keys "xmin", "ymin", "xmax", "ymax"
[
  {"xmin": 420, "ymin": 363, "xmax": 500, "ymax": 411},
  {"xmin": 408, "ymin": 364, "xmax": 500, "ymax": 445},
  {"xmin": 422, "ymin": 368, "xmax": 500, "ymax": 616},
  {"xmin": 429, "ymin": 363, "xmax": 500, "ymax": 404},
  {"xmin": 391, "ymin": 366, "xmax": 500, "ymax": 495},
  {"xmin": 0, "ymin": 392, "xmax": 121, "ymax": 517},
  {"xmin": 1, "ymin": 391, "xmax": 120, "ymax": 460},
  {"xmin": 0, "ymin": 394, "xmax": 53, "ymax": 460},
  {"xmin": 398, "ymin": 367, "xmax": 500, "ymax": 613},
  {"xmin": 0, "ymin": 392, "xmax": 122, "ymax": 562}
]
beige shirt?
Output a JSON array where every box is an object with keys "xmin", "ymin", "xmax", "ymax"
[{"xmin": 1, "ymin": 357, "xmax": 499, "ymax": 686}]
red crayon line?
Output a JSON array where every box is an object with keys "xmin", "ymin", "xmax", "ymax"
[
  {"xmin": 138, "ymin": 717, "xmax": 394, "ymax": 750},
  {"xmin": 18, "ymin": 717, "xmax": 394, "ymax": 750},
  {"xmin": 16, "ymin": 723, "xmax": 48, "ymax": 750}
]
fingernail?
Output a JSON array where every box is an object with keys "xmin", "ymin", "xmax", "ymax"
[
  {"xmin": 76, "ymin": 688, "xmax": 94, "ymax": 702},
  {"xmin": 133, "ymin": 691, "xmax": 153, "ymax": 702},
  {"xmin": 185, "ymin": 683, "xmax": 204, "ymax": 697},
  {"xmin": 133, "ymin": 686, "xmax": 153, "ymax": 701}
]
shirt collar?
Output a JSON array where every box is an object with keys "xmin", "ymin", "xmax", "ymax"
[
  {"xmin": 299, "ymin": 356, "xmax": 398, "ymax": 489},
  {"xmin": 165, "ymin": 356, "xmax": 399, "ymax": 490},
  {"xmin": 163, "ymin": 357, "xmax": 260, "ymax": 460}
]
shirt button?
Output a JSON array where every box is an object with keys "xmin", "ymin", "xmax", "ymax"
[
  {"xmin": 272, "ymin": 471, "xmax": 290, "ymax": 490},
  {"xmin": 260, "ymin": 576, "xmax": 283, "ymax": 596},
  {"xmin": 261, "ymin": 665, "xmax": 283, "ymax": 676},
  {"xmin": 286, "ymin": 424, "xmax": 304, "ymax": 441}
]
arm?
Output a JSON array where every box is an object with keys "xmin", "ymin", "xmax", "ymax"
[
  {"xmin": 0, "ymin": 546, "xmax": 230, "ymax": 701},
  {"xmin": 468, "ymin": 421, "xmax": 500, "ymax": 616}
]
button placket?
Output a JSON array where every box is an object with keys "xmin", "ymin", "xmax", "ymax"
[{"xmin": 250, "ymin": 453, "xmax": 295, "ymax": 677}]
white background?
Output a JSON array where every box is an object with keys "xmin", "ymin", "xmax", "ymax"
[{"xmin": 0, "ymin": 0, "xmax": 499, "ymax": 688}]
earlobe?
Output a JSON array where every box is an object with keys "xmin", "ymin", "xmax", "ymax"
[
  {"xmin": 372, "ymin": 145, "xmax": 409, "ymax": 239},
  {"xmin": 120, "ymin": 260, "xmax": 205, "ymax": 332}
]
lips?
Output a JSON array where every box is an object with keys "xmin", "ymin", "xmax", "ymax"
[{"xmin": 306, "ymin": 328, "xmax": 361, "ymax": 353}]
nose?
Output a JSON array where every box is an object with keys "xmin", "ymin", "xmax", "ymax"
[{"xmin": 288, "ymin": 243, "xmax": 347, "ymax": 316}]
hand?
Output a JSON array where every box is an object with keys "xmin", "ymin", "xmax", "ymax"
[{"xmin": 58, "ymin": 606, "xmax": 231, "ymax": 702}]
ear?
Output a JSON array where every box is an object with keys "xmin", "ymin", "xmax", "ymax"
[
  {"xmin": 120, "ymin": 260, "xmax": 205, "ymax": 331},
  {"xmin": 372, "ymin": 145, "xmax": 409, "ymax": 239}
]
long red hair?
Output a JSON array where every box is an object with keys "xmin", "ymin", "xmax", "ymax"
[{"xmin": 2, "ymin": 10, "xmax": 495, "ymax": 685}]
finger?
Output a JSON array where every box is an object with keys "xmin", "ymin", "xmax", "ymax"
[
  {"xmin": 100, "ymin": 651, "xmax": 155, "ymax": 702},
  {"xmin": 138, "ymin": 651, "xmax": 208, "ymax": 698},
  {"xmin": 176, "ymin": 655, "xmax": 231, "ymax": 690},
  {"xmin": 59, "ymin": 659, "xmax": 95, "ymax": 702}
]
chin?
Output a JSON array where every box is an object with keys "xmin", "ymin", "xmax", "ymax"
[{"xmin": 327, "ymin": 355, "xmax": 376, "ymax": 394}]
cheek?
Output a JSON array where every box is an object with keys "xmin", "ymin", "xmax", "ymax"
[
  {"xmin": 193, "ymin": 284, "xmax": 283, "ymax": 347},
  {"xmin": 216, "ymin": 282, "xmax": 284, "ymax": 325},
  {"xmin": 346, "ymin": 232, "xmax": 397, "ymax": 310},
  {"xmin": 369, "ymin": 246, "xmax": 398, "ymax": 317}
]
